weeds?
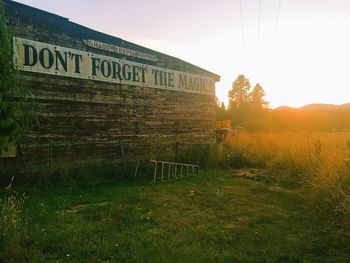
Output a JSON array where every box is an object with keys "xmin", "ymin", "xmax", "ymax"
[
  {"xmin": 218, "ymin": 131, "xmax": 350, "ymax": 235},
  {"xmin": 176, "ymin": 131, "xmax": 350, "ymax": 236},
  {"xmin": 0, "ymin": 132, "xmax": 349, "ymax": 261},
  {"xmin": 168, "ymin": 131, "xmax": 350, "ymax": 235},
  {"xmin": 0, "ymin": 191, "xmax": 30, "ymax": 262}
]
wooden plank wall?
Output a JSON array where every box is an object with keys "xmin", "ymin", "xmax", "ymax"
[{"xmin": 6, "ymin": 3, "xmax": 216, "ymax": 163}]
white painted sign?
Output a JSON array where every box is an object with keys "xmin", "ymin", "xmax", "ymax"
[
  {"xmin": 13, "ymin": 37, "xmax": 215, "ymax": 96},
  {"xmin": 83, "ymin": 39, "xmax": 158, "ymax": 62}
]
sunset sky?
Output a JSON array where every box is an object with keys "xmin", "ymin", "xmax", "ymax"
[{"xmin": 14, "ymin": 0, "xmax": 350, "ymax": 108}]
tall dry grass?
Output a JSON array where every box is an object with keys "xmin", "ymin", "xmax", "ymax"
[{"xmin": 226, "ymin": 131, "xmax": 350, "ymax": 232}]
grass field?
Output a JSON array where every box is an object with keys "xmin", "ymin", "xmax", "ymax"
[
  {"xmin": 226, "ymin": 132, "xmax": 350, "ymax": 233},
  {"xmin": 1, "ymin": 169, "xmax": 350, "ymax": 262}
]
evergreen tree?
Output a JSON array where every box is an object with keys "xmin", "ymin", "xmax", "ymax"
[
  {"xmin": 220, "ymin": 102, "xmax": 226, "ymax": 117},
  {"xmin": 227, "ymin": 75, "xmax": 270, "ymax": 129},
  {"xmin": 249, "ymin": 83, "xmax": 269, "ymax": 109},
  {"xmin": 215, "ymin": 97, "xmax": 227, "ymax": 120},
  {"xmin": 228, "ymin": 74, "xmax": 251, "ymax": 110},
  {"xmin": 228, "ymin": 74, "xmax": 251, "ymax": 124}
]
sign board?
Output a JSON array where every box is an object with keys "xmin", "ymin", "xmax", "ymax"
[
  {"xmin": 13, "ymin": 37, "xmax": 215, "ymax": 96},
  {"xmin": 83, "ymin": 39, "xmax": 158, "ymax": 62}
]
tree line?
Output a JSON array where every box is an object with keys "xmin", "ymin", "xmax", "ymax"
[
  {"xmin": 216, "ymin": 74, "xmax": 350, "ymax": 131},
  {"xmin": 216, "ymin": 74, "xmax": 270, "ymax": 130}
]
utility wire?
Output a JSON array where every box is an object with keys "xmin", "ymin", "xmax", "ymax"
[
  {"xmin": 257, "ymin": 0, "xmax": 262, "ymax": 48},
  {"xmin": 272, "ymin": 0, "xmax": 282, "ymax": 45},
  {"xmin": 239, "ymin": 0, "xmax": 245, "ymax": 49}
]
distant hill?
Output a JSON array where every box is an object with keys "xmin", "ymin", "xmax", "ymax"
[
  {"xmin": 268, "ymin": 103, "xmax": 350, "ymax": 131},
  {"xmin": 299, "ymin": 103, "xmax": 350, "ymax": 111},
  {"xmin": 273, "ymin": 106, "xmax": 296, "ymax": 111},
  {"xmin": 274, "ymin": 103, "xmax": 350, "ymax": 111},
  {"xmin": 341, "ymin": 103, "xmax": 350, "ymax": 109}
]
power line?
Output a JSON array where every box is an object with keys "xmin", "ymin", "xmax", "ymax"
[
  {"xmin": 239, "ymin": 0, "xmax": 245, "ymax": 49},
  {"xmin": 257, "ymin": 0, "xmax": 262, "ymax": 47},
  {"xmin": 272, "ymin": 0, "xmax": 282, "ymax": 45}
]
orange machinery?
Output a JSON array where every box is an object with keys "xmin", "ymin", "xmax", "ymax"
[
  {"xmin": 215, "ymin": 120, "xmax": 232, "ymax": 129},
  {"xmin": 215, "ymin": 120, "xmax": 234, "ymax": 143}
]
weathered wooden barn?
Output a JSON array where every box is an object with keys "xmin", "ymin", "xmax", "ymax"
[{"xmin": 3, "ymin": 0, "xmax": 220, "ymax": 163}]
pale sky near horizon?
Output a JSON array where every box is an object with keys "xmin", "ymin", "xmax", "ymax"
[{"xmin": 13, "ymin": 0, "xmax": 350, "ymax": 108}]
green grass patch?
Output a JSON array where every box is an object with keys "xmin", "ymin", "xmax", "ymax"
[{"xmin": 1, "ymin": 170, "xmax": 349, "ymax": 262}]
